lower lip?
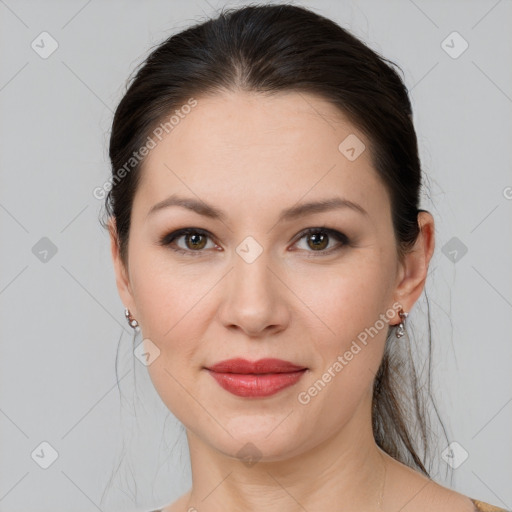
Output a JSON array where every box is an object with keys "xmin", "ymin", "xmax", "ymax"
[{"xmin": 206, "ymin": 369, "xmax": 307, "ymax": 397}]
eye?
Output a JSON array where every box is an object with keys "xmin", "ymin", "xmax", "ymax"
[
  {"xmin": 158, "ymin": 228, "xmax": 218, "ymax": 256},
  {"xmin": 292, "ymin": 227, "xmax": 349, "ymax": 256},
  {"xmin": 158, "ymin": 226, "xmax": 349, "ymax": 257}
]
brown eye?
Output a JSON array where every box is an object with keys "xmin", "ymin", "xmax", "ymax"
[
  {"xmin": 159, "ymin": 228, "xmax": 216, "ymax": 256},
  {"xmin": 306, "ymin": 231, "xmax": 329, "ymax": 251},
  {"xmin": 184, "ymin": 232, "xmax": 207, "ymax": 250},
  {"xmin": 159, "ymin": 226, "xmax": 349, "ymax": 258},
  {"xmin": 293, "ymin": 227, "xmax": 349, "ymax": 256}
]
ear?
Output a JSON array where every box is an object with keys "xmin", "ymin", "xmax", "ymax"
[
  {"xmin": 391, "ymin": 211, "xmax": 435, "ymax": 322},
  {"xmin": 108, "ymin": 217, "xmax": 137, "ymax": 317}
]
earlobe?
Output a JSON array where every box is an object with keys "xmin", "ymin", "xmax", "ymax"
[{"xmin": 391, "ymin": 211, "xmax": 435, "ymax": 319}]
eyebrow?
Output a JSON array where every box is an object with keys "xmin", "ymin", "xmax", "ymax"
[{"xmin": 146, "ymin": 194, "xmax": 369, "ymax": 222}]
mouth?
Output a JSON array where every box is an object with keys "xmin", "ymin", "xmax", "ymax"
[{"xmin": 204, "ymin": 358, "xmax": 307, "ymax": 398}]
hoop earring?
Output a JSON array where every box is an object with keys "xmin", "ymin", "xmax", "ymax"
[
  {"xmin": 124, "ymin": 307, "xmax": 139, "ymax": 329},
  {"xmin": 395, "ymin": 308, "xmax": 408, "ymax": 338}
]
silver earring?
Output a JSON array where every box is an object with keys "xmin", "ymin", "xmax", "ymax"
[
  {"xmin": 396, "ymin": 309, "xmax": 408, "ymax": 338},
  {"xmin": 124, "ymin": 307, "xmax": 139, "ymax": 329}
]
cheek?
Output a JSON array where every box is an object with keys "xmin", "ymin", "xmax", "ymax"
[
  {"xmin": 296, "ymin": 256, "xmax": 392, "ymax": 354},
  {"xmin": 292, "ymin": 259, "xmax": 391, "ymax": 409},
  {"xmin": 128, "ymin": 241, "xmax": 212, "ymax": 340},
  {"xmin": 130, "ymin": 252, "xmax": 212, "ymax": 423}
]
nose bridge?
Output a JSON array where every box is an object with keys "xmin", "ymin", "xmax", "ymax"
[
  {"xmin": 231, "ymin": 236, "xmax": 275, "ymax": 301},
  {"xmin": 221, "ymin": 234, "xmax": 286, "ymax": 334}
]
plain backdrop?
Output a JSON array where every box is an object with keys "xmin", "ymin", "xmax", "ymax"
[{"xmin": 0, "ymin": 1, "xmax": 511, "ymax": 511}]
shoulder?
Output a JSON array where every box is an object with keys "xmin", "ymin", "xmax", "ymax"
[{"xmin": 469, "ymin": 498, "xmax": 511, "ymax": 512}]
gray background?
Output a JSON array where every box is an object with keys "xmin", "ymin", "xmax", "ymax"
[{"xmin": 1, "ymin": 0, "xmax": 511, "ymax": 511}]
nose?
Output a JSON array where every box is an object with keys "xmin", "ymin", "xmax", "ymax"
[{"xmin": 217, "ymin": 247, "xmax": 290, "ymax": 338}]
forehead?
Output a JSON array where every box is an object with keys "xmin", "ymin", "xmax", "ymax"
[{"xmin": 134, "ymin": 90, "xmax": 390, "ymax": 224}]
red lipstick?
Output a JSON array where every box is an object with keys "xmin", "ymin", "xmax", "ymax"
[{"xmin": 205, "ymin": 358, "xmax": 307, "ymax": 398}]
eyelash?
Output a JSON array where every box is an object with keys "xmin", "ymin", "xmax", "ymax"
[{"xmin": 158, "ymin": 226, "xmax": 350, "ymax": 258}]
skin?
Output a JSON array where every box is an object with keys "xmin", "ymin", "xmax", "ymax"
[{"xmin": 109, "ymin": 90, "xmax": 475, "ymax": 511}]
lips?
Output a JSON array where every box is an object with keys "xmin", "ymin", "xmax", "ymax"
[
  {"xmin": 205, "ymin": 358, "xmax": 307, "ymax": 398},
  {"xmin": 207, "ymin": 358, "xmax": 306, "ymax": 374}
]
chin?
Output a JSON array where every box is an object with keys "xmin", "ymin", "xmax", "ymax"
[{"xmin": 206, "ymin": 417, "xmax": 311, "ymax": 462}]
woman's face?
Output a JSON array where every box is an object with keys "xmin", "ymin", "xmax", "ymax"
[{"xmin": 111, "ymin": 90, "xmax": 411, "ymax": 461}]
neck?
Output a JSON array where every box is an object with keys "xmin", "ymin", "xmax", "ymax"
[{"xmin": 182, "ymin": 393, "xmax": 388, "ymax": 512}]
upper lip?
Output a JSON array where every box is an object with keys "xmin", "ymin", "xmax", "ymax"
[{"xmin": 206, "ymin": 358, "xmax": 306, "ymax": 374}]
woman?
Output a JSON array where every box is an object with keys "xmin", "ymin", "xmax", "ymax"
[{"xmin": 102, "ymin": 4, "xmax": 509, "ymax": 511}]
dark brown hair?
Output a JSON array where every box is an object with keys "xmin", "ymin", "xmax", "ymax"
[{"xmin": 100, "ymin": 1, "xmax": 449, "ymax": 489}]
